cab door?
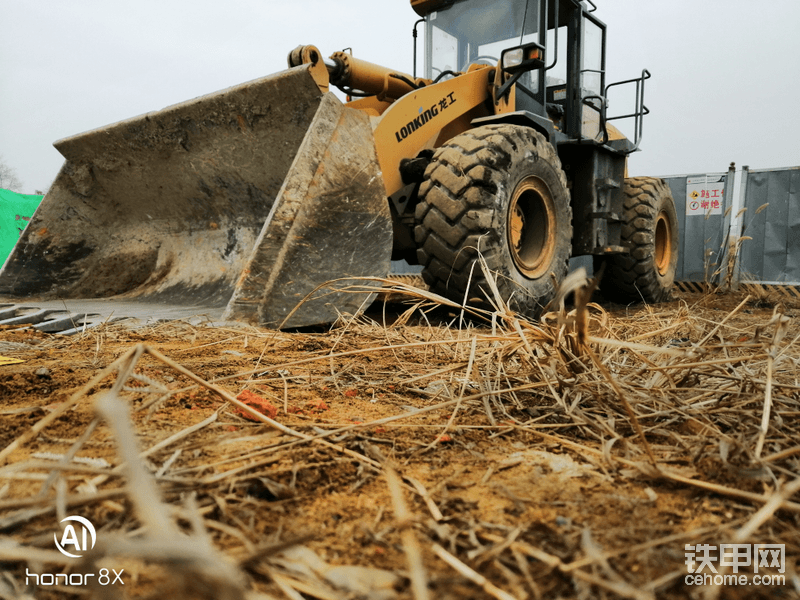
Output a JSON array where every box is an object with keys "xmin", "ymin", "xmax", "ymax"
[{"xmin": 562, "ymin": 3, "xmax": 607, "ymax": 141}]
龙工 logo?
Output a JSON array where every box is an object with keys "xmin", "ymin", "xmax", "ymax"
[{"xmin": 54, "ymin": 516, "xmax": 97, "ymax": 558}]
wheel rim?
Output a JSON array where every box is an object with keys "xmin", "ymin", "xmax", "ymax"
[
  {"xmin": 654, "ymin": 210, "xmax": 672, "ymax": 277},
  {"xmin": 507, "ymin": 176, "xmax": 557, "ymax": 279}
]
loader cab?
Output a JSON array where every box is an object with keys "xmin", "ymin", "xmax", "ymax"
[{"xmin": 416, "ymin": 0, "xmax": 631, "ymax": 149}]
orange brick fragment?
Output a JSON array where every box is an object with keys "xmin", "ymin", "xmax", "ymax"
[
  {"xmin": 235, "ymin": 389, "xmax": 278, "ymax": 421},
  {"xmin": 305, "ymin": 400, "xmax": 329, "ymax": 413}
]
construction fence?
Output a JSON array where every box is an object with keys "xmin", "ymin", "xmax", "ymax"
[{"xmin": 663, "ymin": 164, "xmax": 800, "ymax": 291}]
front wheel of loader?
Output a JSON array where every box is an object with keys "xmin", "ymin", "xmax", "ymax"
[
  {"xmin": 596, "ymin": 177, "xmax": 679, "ymax": 304},
  {"xmin": 414, "ymin": 124, "xmax": 572, "ymax": 317}
]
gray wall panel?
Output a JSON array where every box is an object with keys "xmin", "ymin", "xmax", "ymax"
[
  {"xmin": 664, "ymin": 173, "xmax": 727, "ymax": 282},
  {"xmin": 740, "ymin": 167, "xmax": 800, "ymax": 284},
  {"xmin": 739, "ymin": 172, "xmax": 768, "ymax": 281},
  {"xmin": 787, "ymin": 170, "xmax": 800, "ymax": 281},
  {"xmin": 664, "ymin": 177, "xmax": 688, "ymax": 280}
]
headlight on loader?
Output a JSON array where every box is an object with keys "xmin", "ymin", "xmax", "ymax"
[{"xmin": 501, "ymin": 42, "xmax": 545, "ymax": 74}]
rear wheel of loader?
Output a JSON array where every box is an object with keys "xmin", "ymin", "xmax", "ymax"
[
  {"xmin": 597, "ymin": 177, "xmax": 678, "ymax": 303},
  {"xmin": 415, "ymin": 124, "xmax": 572, "ymax": 317}
]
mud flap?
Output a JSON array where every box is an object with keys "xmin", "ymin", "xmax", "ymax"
[{"xmin": 0, "ymin": 65, "xmax": 392, "ymax": 328}]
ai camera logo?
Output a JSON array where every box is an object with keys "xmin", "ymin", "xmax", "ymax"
[
  {"xmin": 54, "ymin": 515, "xmax": 97, "ymax": 558},
  {"xmin": 27, "ymin": 515, "xmax": 123, "ymax": 588}
]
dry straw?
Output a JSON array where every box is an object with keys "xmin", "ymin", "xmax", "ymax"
[{"xmin": 0, "ymin": 268, "xmax": 798, "ymax": 598}]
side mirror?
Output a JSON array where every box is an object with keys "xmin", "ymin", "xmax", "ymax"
[{"xmin": 501, "ymin": 42, "xmax": 545, "ymax": 75}]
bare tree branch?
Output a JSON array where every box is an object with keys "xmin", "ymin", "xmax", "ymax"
[{"xmin": 0, "ymin": 155, "xmax": 24, "ymax": 191}]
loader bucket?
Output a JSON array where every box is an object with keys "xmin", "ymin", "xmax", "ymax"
[{"xmin": 0, "ymin": 65, "xmax": 392, "ymax": 328}]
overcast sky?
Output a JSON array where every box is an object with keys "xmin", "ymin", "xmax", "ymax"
[{"xmin": 2, "ymin": 0, "xmax": 799, "ymax": 193}]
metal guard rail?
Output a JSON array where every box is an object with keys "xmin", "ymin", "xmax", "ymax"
[{"xmin": 603, "ymin": 69, "xmax": 651, "ymax": 151}]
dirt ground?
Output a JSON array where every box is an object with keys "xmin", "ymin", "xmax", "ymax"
[{"xmin": 0, "ymin": 286, "xmax": 798, "ymax": 600}]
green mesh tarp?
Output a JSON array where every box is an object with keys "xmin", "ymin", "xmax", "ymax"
[{"xmin": 0, "ymin": 188, "xmax": 43, "ymax": 268}]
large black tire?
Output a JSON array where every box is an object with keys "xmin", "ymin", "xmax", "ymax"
[
  {"xmin": 414, "ymin": 124, "xmax": 572, "ymax": 317},
  {"xmin": 597, "ymin": 177, "xmax": 678, "ymax": 303}
]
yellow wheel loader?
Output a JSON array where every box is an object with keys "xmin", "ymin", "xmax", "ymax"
[{"xmin": 0, "ymin": 0, "xmax": 678, "ymax": 329}]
